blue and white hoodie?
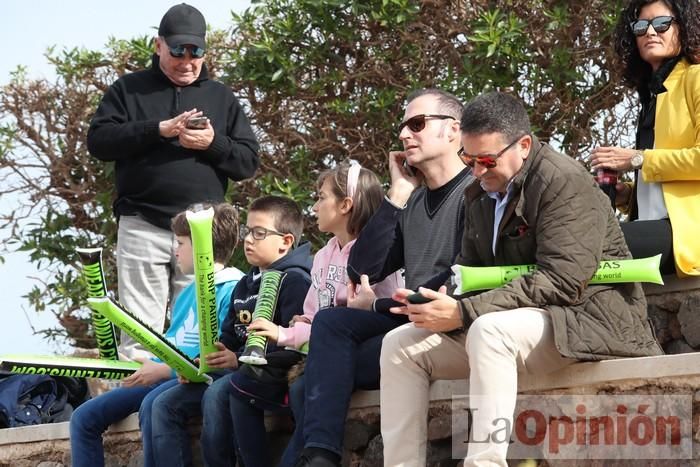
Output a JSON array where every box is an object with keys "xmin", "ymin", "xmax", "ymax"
[{"xmin": 159, "ymin": 267, "xmax": 245, "ymax": 361}]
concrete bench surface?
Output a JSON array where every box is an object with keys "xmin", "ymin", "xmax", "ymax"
[{"xmin": 3, "ymin": 351, "xmax": 700, "ymax": 447}]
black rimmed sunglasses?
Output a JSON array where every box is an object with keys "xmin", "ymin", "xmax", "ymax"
[
  {"xmin": 630, "ymin": 16, "xmax": 675, "ymax": 37},
  {"xmin": 240, "ymin": 225, "xmax": 286, "ymax": 241},
  {"xmin": 398, "ymin": 114, "xmax": 456, "ymax": 133},
  {"xmin": 168, "ymin": 45, "xmax": 206, "ymax": 59}
]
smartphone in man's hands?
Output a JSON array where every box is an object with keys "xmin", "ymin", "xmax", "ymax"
[
  {"xmin": 406, "ymin": 292, "xmax": 433, "ymax": 304},
  {"xmin": 186, "ymin": 116, "xmax": 208, "ymax": 129}
]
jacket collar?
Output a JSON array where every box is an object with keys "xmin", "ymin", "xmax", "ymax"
[
  {"xmin": 660, "ymin": 57, "xmax": 688, "ymax": 95},
  {"xmin": 150, "ymin": 53, "xmax": 209, "ymax": 86}
]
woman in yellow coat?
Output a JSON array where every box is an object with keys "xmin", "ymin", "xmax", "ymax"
[{"xmin": 591, "ymin": 0, "xmax": 700, "ymax": 277}]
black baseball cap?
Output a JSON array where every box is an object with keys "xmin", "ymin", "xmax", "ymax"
[{"xmin": 158, "ymin": 3, "xmax": 206, "ymax": 49}]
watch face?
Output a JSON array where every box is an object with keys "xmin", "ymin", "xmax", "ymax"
[{"xmin": 632, "ymin": 153, "xmax": 643, "ymax": 169}]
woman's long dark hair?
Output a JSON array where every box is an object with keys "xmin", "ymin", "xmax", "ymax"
[{"xmin": 613, "ymin": 0, "xmax": 700, "ymax": 89}]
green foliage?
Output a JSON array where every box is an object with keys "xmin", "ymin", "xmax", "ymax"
[{"xmin": 1, "ymin": 0, "xmax": 638, "ymax": 349}]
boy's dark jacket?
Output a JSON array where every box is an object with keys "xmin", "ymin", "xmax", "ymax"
[{"xmin": 219, "ymin": 242, "xmax": 312, "ymax": 353}]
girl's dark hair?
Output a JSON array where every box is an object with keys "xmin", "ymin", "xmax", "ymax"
[
  {"xmin": 171, "ymin": 203, "xmax": 239, "ymax": 264},
  {"xmin": 613, "ymin": 0, "xmax": 700, "ymax": 89},
  {"xmin": 317, "ymin": 161, "xmax": 383, "ymax": 237}
]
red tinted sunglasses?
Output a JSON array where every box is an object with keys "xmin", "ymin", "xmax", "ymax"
[
  {"xmin": 398, "ymin": 114, "xmax": 456, "ymax": 133},
  {"xmin": 458, "ymin": 136, "xmax": 524, "ymax": 169}
]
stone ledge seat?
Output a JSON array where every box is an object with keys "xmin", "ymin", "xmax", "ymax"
[
  {"xmin": 3, "ymin": 352, "xmax": 700, "ymax": 449},
  {"xmin": 2, "ymin": 274, "xmax": 699, "ymax": 465}
]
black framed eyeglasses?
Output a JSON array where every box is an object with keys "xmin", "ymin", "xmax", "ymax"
[
  {"xmin": 398, "ymin": 114, "xmax": 456, "ymax": 133},
  {"xmin": 240, "ymin": 225, "xmax": 286, "ymax": 241},
  {"xmin": 458, "ymin": 135, "xmax": 525, "ymax": 169},
  {"xmin": 630, "ymin": 16, "xmax": 675, "ymax": 37},
  {"xmin": 168, "ymin": 44, "xmax": 206, "ymax": 59}
]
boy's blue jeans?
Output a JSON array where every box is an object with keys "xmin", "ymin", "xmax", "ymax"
[
  {"xmin": 150, "ymin": 375, "xmax": 237, "ymax": 467},
  {"xmin": 69, "ymin": 378, "xmax": 178, "ymax": 467},
  {"xmin": 228, "ymin": 373, "xmax": 305, "ymax": 467}
]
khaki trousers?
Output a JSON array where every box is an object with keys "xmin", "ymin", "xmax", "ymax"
[
  {"xmin": 380, "ymin": 308, "xmax": 575, "ymax": 467},
  {"xmin": 116, "ymin": 215, "xmax": 190, "ymax": 359}
]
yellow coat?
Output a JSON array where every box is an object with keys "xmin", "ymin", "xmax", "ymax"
[{"xmin": 642, "ymin": 59, "xmax": 700, "ymax": 276}]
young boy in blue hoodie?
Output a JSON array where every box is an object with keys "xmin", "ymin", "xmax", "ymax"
[
  {"xmin": 69, "ymin": 203, "xmax": 244, "ymax": 467},
  {"xmin": 149, "ymin": 195, "xmax": 312, "ymax": 467}
]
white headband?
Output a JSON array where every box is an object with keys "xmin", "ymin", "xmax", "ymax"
[{"xmin": 346, "ymin": 160, "xmax": 362, "ymax": 199}]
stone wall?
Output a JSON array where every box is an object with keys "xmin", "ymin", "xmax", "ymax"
[{"xmin": 645, "ymin": 281, "xmax": 700, "ymax": 355}]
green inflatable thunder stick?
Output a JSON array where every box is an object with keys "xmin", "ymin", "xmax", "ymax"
[
  {"xmin": 76, "ymin": 247, "xmax": 119, "ymax": 360},
  {"xmin": 87, "ymin": 297, "xmax": 211, "ymax": 384},
  {"xmin": 186, "ymin": 206, "xmax": 217, "ymax": 374},
  {"xmin": 0, "ymin": 354, "xmax": 140, "ymax": 380},
  {"xmin": 451, "ymin": 255, "xmax": 663, "ymax": 294},
  {"xmin": 239, "ymin": 270, "xmax": 286, "ymax": 365}
]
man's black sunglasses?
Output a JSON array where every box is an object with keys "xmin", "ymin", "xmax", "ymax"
[
  {"xmin": 398, "ymin": 114, "xmax": 456, "ymax": 134},
  {"xmin": 630, "ymin": 16, "xmax": 675, "ymax": 37},
  {"xmin": 168, "ymin": 45, "xmax": 206, "ymax": 59}
]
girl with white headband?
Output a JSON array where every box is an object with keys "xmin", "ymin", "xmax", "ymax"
[{"xmin": 229, "ymin": 160, "xmax": 404, "ymax": 467}]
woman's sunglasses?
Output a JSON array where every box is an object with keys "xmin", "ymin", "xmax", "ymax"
[
  {"xmin": 458, "ymin": 136, "xmax": 524, "ymax": 169},
  {"xmin": 168, "ymin": 45, "xmax": 206, "ymax": 59},
  {"xmin": 630, "ymin": 16, "xmax": 675, "ymax": 37},
  {"xmin": 398, "ymin": 114, "xmax": 456, "ymax": 133}
]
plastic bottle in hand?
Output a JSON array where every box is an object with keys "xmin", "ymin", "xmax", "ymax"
[{"xmin": 596, "ymin": 168, "xmax": 617, "ymax": 210}]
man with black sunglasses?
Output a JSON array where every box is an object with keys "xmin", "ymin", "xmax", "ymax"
[
  {"xmin": 294, "ymin": 88, "xmax": 473, "ymax": 467},
  {"xmin": 380, "ymin": 92, "xmax": 661, "ymax": 466},
  {"xmin": 87, "ymin": 3, "xmax": 259, "ymax": 359}
]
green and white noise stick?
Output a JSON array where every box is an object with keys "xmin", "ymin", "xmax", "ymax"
[
  {"xmin": 451, "ymin": 255, "xmax": 663, "ymax": 294},
  {"xmin": 0, "ymin": 354, "xmax": 140, "ymax": 380},
  {"xmin": 76, "ymin": 247, "xmax": 119, "ymax": 360},
  {"xmin": 186, "ymin": 206, "xmax": 217, "ymax": 374},
  {"xmin": 88, "ymin": 297, "xmax": 211, "ymax": 384},
  {"xmin": 239, "ymin": 270, "xmax": 286, "ymax": 365}
]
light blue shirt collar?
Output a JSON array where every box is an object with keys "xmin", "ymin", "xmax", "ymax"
[{"xmin": 486, "ymin": 182, "xmax": 515, "ymax": 255}]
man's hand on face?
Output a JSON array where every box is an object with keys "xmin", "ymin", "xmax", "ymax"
[
  {"xmin": 387, "ymin": 151, "xmax": 423, "ymax": 207},
  {"xmin": 159, "ymin": 109, "xmax": 200, "ymax": 138},
  {"xmin": 390, "ymin": 286, "xmax": 463, "ymax": 333}
]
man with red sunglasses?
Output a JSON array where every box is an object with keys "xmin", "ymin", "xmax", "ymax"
[
  {"xmin": 87, "ymin": 3, "xmax": 259, "ymax": 359},
  {"xmin": 380, "ymin": 92, "xmax": 661, "ymax": 466}
]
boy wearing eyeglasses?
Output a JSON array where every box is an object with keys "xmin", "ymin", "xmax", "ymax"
[
  {"xmin": 148, "ymin": 195, "xmax": 312, "ymax": 467},
  {"xmin": 87, "ymin": 3, "xmax": 259, "ymax": 360}
]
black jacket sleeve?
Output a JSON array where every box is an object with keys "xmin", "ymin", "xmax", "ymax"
[
  {"xmin": 87, "ymin": 80, "xmax": 259, "ymax": 181},
  {"xmin": 87, "ymin": 83, "xmax": 162, "ymax": 162},
  {"xmin": 273, "ymin": 272, "xmax": 312, "ymax": 329},
  {"xmin": 196, "ymin": 96, "xmax": 260, "ymax": 181},
  {"xmin": 348, "ymin": 199, "xmax": 405, "ymax": 284},
  {"xmin": 219, "ymin": 284, "xmax": 244, "ymax": 352}
]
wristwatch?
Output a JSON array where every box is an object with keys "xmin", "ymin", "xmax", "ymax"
[{"xmin": 631, "ymin": 150, "xmax": 644, "ymax": 170}]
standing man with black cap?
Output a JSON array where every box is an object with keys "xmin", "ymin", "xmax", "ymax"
[{"xmin": 87, "ymin": 3, "xmax": 259, "ymax": 359}]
